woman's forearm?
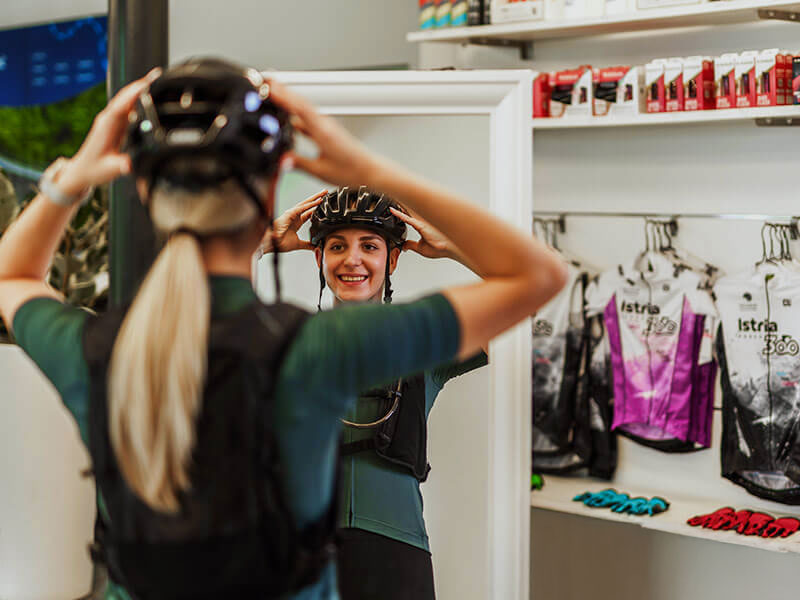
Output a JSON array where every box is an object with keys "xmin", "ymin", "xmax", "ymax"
[{"xmin": 0, "ymin": 193, "xmax": 78, "ymax": 283}]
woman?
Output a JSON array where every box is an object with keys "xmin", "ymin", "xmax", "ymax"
[
  {"xmin": 0, "ymin": 58, "xmax": 566, "ymax": 599},
  {"xmin": 263, "ymin": 189, "xmax": 495, "ymax": 599}
]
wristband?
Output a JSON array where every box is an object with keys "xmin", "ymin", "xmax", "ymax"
[{"xmin": 38, "ymin": 158, "xmax": 94, "ymax": 207}]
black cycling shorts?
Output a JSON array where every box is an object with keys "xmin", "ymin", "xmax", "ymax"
[{"xmin": 336, "ymin": 528, "xmax": 435, "ymax": 600}]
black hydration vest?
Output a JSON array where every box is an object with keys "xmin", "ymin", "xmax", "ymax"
[
  {"xmin": 83, "ymin": 301, "xmax": 337, "ymax": 599},
  {"xmin": 341, "ymin": 374, "xmax": 431, "ymax": 482}
]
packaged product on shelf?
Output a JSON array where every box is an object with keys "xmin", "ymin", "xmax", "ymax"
[
  {"xmin": 735, "ymin": 50, "xmax": 758, "ymax": 108},
  {"xmin": 420, "ymin": 0, "xmax": 437, "ymax": 29},
  {"xmin": 778, "ymin": 51, "xmax": 791, "ymax": 105},
  {"xmin": 490, "ymin": 0, "xmax": 544, "ymax": 22},
  {"xmin": 792, "ymin": 54, "xmax": 800, "ymax": 105},
  {"xmin": 782, "ymin": 51, "xmax": 793, "ymax": 104},
  {"xmin": 451, "ymin": 0, "xmax": 469, "ymax": 25},
  {"xmin": 715, "ymin": 53, "xmax": 738, "ymax": 109},
  {"xmin": 550, "ymin": 66, "xmax": 594, "ymax": 118},
  {"xmin": 563, "ymin": 0, "xmax": 605, "ymax": 20},
  {"xmin": 645, "ymin": 59, "xmax": 666, "ymax": 113},
  {"xmin": 592, "ymin": 66, "xmax": 644, "ymax": 116},
  {"xmin": 755, "ymin": 49, "xmax": 787, "ymax": 106},
  {"xmin": 467, "ymin": 0, "xmax": 485, "ymax": 24},
  {"xmin": 544, "ymin": 0, "xmax": 566, "ymax": 20},
  {"xmin": 664, "ymin": 57, "xmax": 685, "ymax": 112},
  {"xmin": 533, "ymin": 72, "xmax": 551, "ymax": 118},
  {"xmin": 435, "ymin": 0, "xmax": 452, "ymax": 27},
  {"xmin": 683, "ymin": 56, "xmax": 715, "ymax": 111}
]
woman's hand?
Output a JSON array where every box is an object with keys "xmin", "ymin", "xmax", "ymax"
[
  {"xmin": 58, "ymin": 68, "xmax": 162, "ymax": 196},
  {"xmin": 391, "ymin": 208, "xmax": 454, "ymax": 260},
  {"xmin": 260, "ymin": 189, "xmax": 326, "ymax": 254},
  {"xmin": 266, "ymin": 79, "xmax": 387, "ymax": 188}
]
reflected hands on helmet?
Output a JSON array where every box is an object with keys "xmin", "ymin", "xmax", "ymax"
[
  {"xmin": 59, "ymin": 68, "xmax": 162, "ymax": 197},
  {"xmin": 260, "ymin": 189, "xmax": 326, "ymax": 254},
  {"xmin": 265, "ymin": 79, "xmax": 386, "ymax": 188},
  {"xmin": 391, "ymin": 208, "xmax": 453, "ymax": 260}
]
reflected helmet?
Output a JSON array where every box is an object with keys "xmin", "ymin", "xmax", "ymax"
[{"xmin": 310, "ymin": 187, "xmax": 407, "ymax": 248}]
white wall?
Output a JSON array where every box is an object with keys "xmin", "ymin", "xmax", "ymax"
[
  {"xmin": 419, "ymin": 18, "xmax": 800, "ymax": 600},
  {"xmin": 256, "ymin": 114, "xmax": 492, "ymax": 600},
  {"xmin": 0, "ymin": 1, "xmax": 418, "ymax": 70},
  {"xmin": 0, "ymin": 347, "xmax": 95, "ymax": 600},
  {"xmin": 170, "ymin": 0, "xmax": 418, "ymax": 69},
  {"xmin": 0, "ymin": 0, "xmax": 105, "ymax": 28}
]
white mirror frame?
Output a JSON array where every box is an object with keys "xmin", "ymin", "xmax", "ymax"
[{"xmin": 272, "ymin": 70, "xmax": 534, "ymax": 600}]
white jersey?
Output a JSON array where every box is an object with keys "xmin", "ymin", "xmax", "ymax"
[{"xmin": 714, "ymin": 264, "xmax": 800, "ymax": 503}]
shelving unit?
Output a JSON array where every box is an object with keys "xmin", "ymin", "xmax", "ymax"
[
  {"xmin": 407, "ymin": 0, "xmax": 800, "ymax": 46},
  {"xmin": 532, "ymin": 105, "xmax": 800, "ymax": 128},
  {"xmin": 410, "ymin": 0, "xmax": 800, "ymax": 596},
  {"xmin": 531, "ymin": 475, "xmax": 800, "ymax": 554}
]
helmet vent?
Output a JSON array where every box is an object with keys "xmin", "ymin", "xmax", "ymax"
[{"xmin": 167, "ymin": 129, "xmax": 204, "ymax": 145}]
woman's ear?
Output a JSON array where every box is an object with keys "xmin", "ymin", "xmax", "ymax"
[
  {"xmin": 315, "ymin": 246, "xmax": 323, "ymax": 269},
  {"xmin": 389, "ymin": 246, "xmax": 401, "ymax": 274}
]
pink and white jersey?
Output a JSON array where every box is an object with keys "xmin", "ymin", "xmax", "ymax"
[{"xmin": 586, "ymin": 254, "xmax": 717, "ymax": 444}]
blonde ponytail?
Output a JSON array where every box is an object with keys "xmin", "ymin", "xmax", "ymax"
[
  {"xmin": 109, "ymin": 233, "xmax": 209, "ymax": 512},
  {"xmin": 108, "ymin": 173, "xmax": 260, "ymax": 513}
]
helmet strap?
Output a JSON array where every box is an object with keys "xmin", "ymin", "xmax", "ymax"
[
  {"xmin": 272, "ymin": 233, "xmax": 281, "ymax": 303},
  {"xmin": 383, "ymin": 253, "xmax": 393, "ymax": 304},
  {"xmin": 317, "ymin": 248, "xmax": 326, "ymax": 311}
]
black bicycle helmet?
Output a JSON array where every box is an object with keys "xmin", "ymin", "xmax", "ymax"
[
  {"xmin": 124, "ymin": 57, "xmax": 293, "ymax": 213},
  {"xmin": 123, "ymin": 57, "xmax": 293, "ymax": 300},
  {"xmin": 310, "ymin": 187, "xmax": 407, "ymax": 308}
]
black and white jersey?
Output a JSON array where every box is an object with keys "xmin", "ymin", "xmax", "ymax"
[
  {"xmin": 532, "ymin": 263, "xmax": 617, "ymax": 478},
  {"xmin": 715, "ymin": 265, "xmax": 800, "ymax": 504}
]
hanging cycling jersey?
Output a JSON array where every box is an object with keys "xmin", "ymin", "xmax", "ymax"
[
  {"xmin": 532, "ymin": 264, "xmax": 586, "ymax": 464},
  {"xmin": 715, "ymin": 264, "xmax": 800, "ymax": 505},
  {"xmin": 586, "ymin": 253, "xmax": 718, "ymax": 449},
  {"xmin": 532, "ymin": 263, "xmax": 617, "ymax": 479}
]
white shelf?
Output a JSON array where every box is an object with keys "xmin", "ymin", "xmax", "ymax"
[
  {"xmin": 532, "ymin": 105, "xmax": 800, "ymax": 128},
  {"xmin": 407, "ymin": 0, "xmax": 800, "ymax": 44},
  {"xmin": 531, "ymin": 475, "xmax": 800, "ymax": 554}
]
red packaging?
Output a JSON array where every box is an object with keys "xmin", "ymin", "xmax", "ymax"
[
  {"xmin": 664, "ymin": 58, "xmax": 684, "ymax": 112},
  {"xmin": 549, "ymin": 66, "xmax": 592, "ymax": 118},
  {"xmin": 755, "ymin": 49, "xmax": 786, "ymax": 107},
  {"xmin": 683, "ymin": 56, "xmax": 714, "ymax": 111},
  {"xmin": 715, "ymin": 53, "xmax": 737, "ymax": 109},
  {"xmin": 592, "ymin": 66, "xmax": 636, "ymax": 116},
  {"xmin": 736, "ymin": 51, "xmax": 758, "ymax": 108},
  {"xmin": 782, "ymin": 52, "xmax": 793, "ymax": 105},
  {"xmin": 533, "ymin": 73, "xmax": 551, "ymax": 118},
  {"xmin": 645, "ymin": 59, "xmax": 666, "ymax": 113}
]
